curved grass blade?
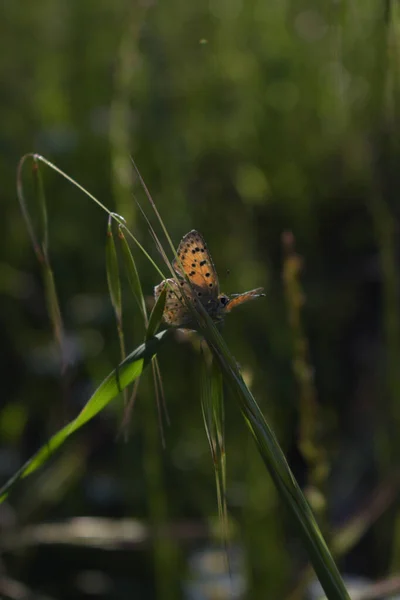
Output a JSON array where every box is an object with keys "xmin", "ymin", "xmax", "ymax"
[
  {"xmin": 17, "ymin": 155, "xmax": 65, "ymax": 370},
  {"xmin": 106, "ymin": 217, "xmax": 123, "ymax": 325},
  {"xmin": 19, "ymin": 154, "xmax": 169, "ymax": 285},
  {"xmin": 32, "ymin": 156, "xmax": 49, "ymax": 257},
  {"xmin": 0, "ymin": 330, "xmax": 170, "ymax": 502}
]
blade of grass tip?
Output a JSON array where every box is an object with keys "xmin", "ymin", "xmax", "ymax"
[
  {"xmin": 33, "ymin": 168, "xmax": 65, "ymax": 369},
  {"xmin": 30, "ymin": 155, "xmax": 168, "ymax": 286},
  {"xmin": 0, "ymin": 330, "xmax": 170, "ymax": 502},
  {"xmin": 33, "ymin": 154, "xmax": 114, "ymax": 216},
  {"xmin": 17, "ymin": 155, "xmax": 42, "ymax": 260},
  {"xmin": 118, "ymin": 224, "xmax": 148, "ymax": 323},
  {"xmin": 32, "ymin": 154, "xmax": 49, "ymax": 258},
  {"xmin": 106, "ymin": 215, "xmax": 123, "ymax": 328}
]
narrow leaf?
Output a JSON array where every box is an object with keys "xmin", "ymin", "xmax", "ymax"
[
  {"xmin": 118, "ymin": 226, "xmax": 147, "ymax": 320},
  {"xmin": 43, "ymin": 265, "xmax": 64, "ymax": 357},
  {"xmin": 106, "ymin": 219, "xmax": 122, "ymax": 321},
  {"xmin": 32, "ymin": 155, "xmax": 49, "ymax": 257},
  {"xmin": 0, "ymin": 330, "xmax": 170, "ymax": 502},
  {"xmin": 146, "ymin": 285, "xmax": 166, "ymax": 340}
]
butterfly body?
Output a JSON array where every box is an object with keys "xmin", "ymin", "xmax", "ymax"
[{"xmin": 154, "ymin": 230, "xmax": 264, "ymax": 328}]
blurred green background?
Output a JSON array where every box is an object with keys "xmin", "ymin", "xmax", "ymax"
[{"xmin": 1, "ymin": 0, "xmax": 400, "ymax": 598}]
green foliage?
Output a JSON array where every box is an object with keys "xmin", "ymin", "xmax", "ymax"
[
  {"xmin": 2, "ymin": 1, "xmax": 400, "ymax": 598},
  {"xmin": 0, "ymin": 330, "xmax": 169, "ymax": 500}
]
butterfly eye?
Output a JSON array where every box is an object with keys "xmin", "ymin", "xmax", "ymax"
[{"xmin": 219, "ymin": 296, "xmax": 229, "ymax": 306}]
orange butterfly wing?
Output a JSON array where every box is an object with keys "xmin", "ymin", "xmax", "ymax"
[{"xmin": 172, "ymin": 230, "xmax": 219, "ymax": 299}]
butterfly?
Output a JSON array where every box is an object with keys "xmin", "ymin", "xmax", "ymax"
[{"xmin": 154, "ymin": 230, "xmax": 265, "ymax": 328}]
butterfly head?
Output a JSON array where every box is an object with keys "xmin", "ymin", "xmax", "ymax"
[{"xmin": 217, "ymin": 294, "xmax": 230, "ymax": 311}]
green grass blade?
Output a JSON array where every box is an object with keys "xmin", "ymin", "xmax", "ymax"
[
  {"xmin": 0, "ymin": 330, "xmax": 170, "ymax": 502},
  {"xmin": 106, "ymin": 217, "xmax": 123, "ymax": 324},
  {"xmin": 22, "ymin": 154, "xmax": 168, "ymax": 285},
  {"xmin": 146, "ymin": 286, "xmax": 166, "ymax": 340},
  {"xmin": 16, "ymin": 155, "xmax": 41, "ymax": 258},
  {"xmin": 106, "ymin": 217, "xmax": 127, "ymax": 405},
  {"xmin": 17, "ymin": 155, "xmax": 65, "ymax": 369},
  {"xmin": 42, "ymin": 265, "xmax": 64, "ymax": 358},
  {"xmin": 32, "ymin": 155, "xmax": 49, "ymax": 257},
  {"xmin": 118, "ymin": 225, "xmax": 147, "ymax": 321}
]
